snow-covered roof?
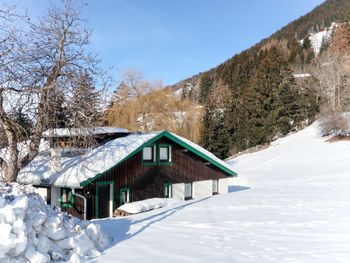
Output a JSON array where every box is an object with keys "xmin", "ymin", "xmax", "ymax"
[
  {"xmin": 42, "ymin": 127, "xmax": 129, "ymax": 138},
  {"xmin": 293, "ymin": 73, "xmax": 312, "ymax": 78},
  {"xmin": 17, "ymin": 131, "xmax": 237, "ymax": 188},
  {"xmin": 17, "ymin": 132, "xmax": 160, "ymax": 188}
]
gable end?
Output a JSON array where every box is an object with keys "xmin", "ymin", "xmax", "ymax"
[{"xmin": 80, "ymin": 131, "xmax": 237, "ymax": 187}]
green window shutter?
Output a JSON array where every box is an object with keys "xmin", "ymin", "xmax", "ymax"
[
  {"xmin": 119, "ymin": 187, "xmax": 131, "ymax": 206},
  {"xmin": 164, "ymin": 182, "xmax": 172, "ymax": 198},
  {"xmin": 60, "ymin": 188, "xmax": 74, "ymax": 208}
]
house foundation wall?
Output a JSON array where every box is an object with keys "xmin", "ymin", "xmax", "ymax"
[
  {"xmin": 51, "ymin": 186, "xmax": 61, "ymax": 208},
  {"xmin": 172, "ymin": 183, "xmax": 185, "ymax": 200},
  {"xmin": 192, "ymin": 180, "xmax": 213, "ymax": 199},
  {"xmin": 218, "ymin": 178, "xmax": 228, "ymax": 194}
]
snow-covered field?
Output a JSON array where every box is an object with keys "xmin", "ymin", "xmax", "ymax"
[{"xmin": 96, "ymin": 121, "xmax": 350, "ymax": 263}]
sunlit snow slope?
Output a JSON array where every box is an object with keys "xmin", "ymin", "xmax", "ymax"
[{"xmin": 96, "ymin": 121, "xmax": 350, "ymax": 263}]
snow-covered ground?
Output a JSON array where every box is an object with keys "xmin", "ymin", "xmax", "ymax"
[{"xmin": 96, "ymin": 121, "xmax": 350, "ymax": 263}]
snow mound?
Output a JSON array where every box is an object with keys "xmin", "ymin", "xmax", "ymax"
[
  {"xmin": 118, "ymin": 198, "xmax": 180, "ymax": 214},
  {"xmin": 0, "ymin": 183, "xmax": 109, "ymax": 262}
]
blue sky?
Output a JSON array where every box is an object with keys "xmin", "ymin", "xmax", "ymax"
[{"xmin": 18, "ymin": 0, "xmax": 324, "ymax": 85}]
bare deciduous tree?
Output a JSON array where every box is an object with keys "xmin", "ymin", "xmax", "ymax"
[
  {"xmin": 313, "ymin": 51, "xmax": 350, "ymax": 113},
  {"xmin": 0, "ymin": 1, "xmax": 105, "ymax": 182},
  {"xmin": 106, "ymin": 70, "xmax": 203, "ymax": 143},
  {"xmin": 311, "ymin": 23, "xmax": 350, "ymax": 135}
]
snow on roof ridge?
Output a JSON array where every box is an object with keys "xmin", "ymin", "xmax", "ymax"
[
  {"xmin": 293, "ymin": 73, "xmax": 312, "ymax": 78},
  {"xmin": 42, "ymin": 127, "xmax": 129, "ymax": 137}
]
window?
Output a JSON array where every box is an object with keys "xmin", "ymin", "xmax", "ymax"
[
  {"xmin": 164, "ymin": 183, "xmax": 172, "ymax": 198},
  {"xmin": 142, "ymin": 144, "xmax": 172, "ymax": 165},
  {"xmin": 159, "ymin": 145, "xmax": 172, "ymax": 163},
  {"xmin": 143, "ymin": 146, "xmax": 155, "ymax": 162},
  {"xmin": 61, "ymin": 188, "xmax": 74, "ymax": 208},
  {"xmin": 119, "ymin": 187, "xmax": 130, "ymax": 206},
  {"xmin": 212, "ymin": 180, "xmax": 218, "ymax": 195},
  {"xmin": 184, "ymin": 183, "xmax": 192, "ymax": 200}
]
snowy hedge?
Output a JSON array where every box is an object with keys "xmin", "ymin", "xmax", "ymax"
[{"xmin": 0, "ymin": 183, "xmax": 109, "ymax": 263}]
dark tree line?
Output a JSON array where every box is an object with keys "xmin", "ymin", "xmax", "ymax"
[{"xmin": 200, "ymin": 44, "xmax": 319, "ymax": 158}]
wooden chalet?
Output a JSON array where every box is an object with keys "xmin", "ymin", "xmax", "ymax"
[{"xmin": 17, "ymin": 128, "xmax": 237, "ymax": 220}]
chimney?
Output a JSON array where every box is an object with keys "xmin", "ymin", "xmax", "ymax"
[{"xmin": 50, "ymin": 148, "xmax": 62, "ymax": 172}]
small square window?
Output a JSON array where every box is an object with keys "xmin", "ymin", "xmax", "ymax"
[
  {"xmin": 120, "ymin": 188, "xmax": 130, "ymax": 206},
  {"xmin": 159, "ymin": 145, "xmax": 171, "ymax": 162},
  {"xmin": 143, "ymin": 146, "xmax": 154, "ymax": 161},
  {"xmin": 160, "ymin": 147, "xmax": 169, "ymax": 161}
]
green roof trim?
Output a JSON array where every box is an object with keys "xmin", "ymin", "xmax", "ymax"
[
  {"xmin": 163, "ymin": 132, "xmax": 237, "ymax": 177},
  {"xmin": 80, "ymin": 131, "xmax": 237, "ymax": 187}
]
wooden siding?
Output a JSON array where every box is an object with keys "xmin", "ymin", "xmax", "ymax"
[{"xmin": 67, "ymin": 137, "xmax": 230, "ymax": 220}]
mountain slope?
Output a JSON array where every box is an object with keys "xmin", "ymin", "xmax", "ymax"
[
  {"xmin": 172, "ymin": 0, "xmax": 350, "ymax": 159},
  {"xmin": 175, "ymin": 0, "xmax": 350, "ymax": 89},
  {"xmin": 95, "ymin": 121, "xmax": 350, "ymax": 263},
  {"xmin": 272, "ymin": 0, "xmax": 350, "ymax": 40}
]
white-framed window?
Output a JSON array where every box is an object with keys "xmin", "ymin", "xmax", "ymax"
[
  {"xmin": 184, "ymin": 182, "xmax": 192, "ymax": 200},
  {"xmin": 159, "ymin": 145, "xmax": 172, "ymax": 162},
  {"xmin": 164, "ymin": 183, "xmax": 172, "ymax": 198},
  {"xmin": 119, "ymin": 187, "xmax": 130, "ymax": 206},
  {"xmin": 143, "ymin": 146, "xmax": 155, "ymax": 162},
  {"xmin": 61, "ymin": 188, "xmax": 74, "ymax": 208},
  {"xmin": 212, "ymin": 179, "xmax": 218, "ymax": 195}
]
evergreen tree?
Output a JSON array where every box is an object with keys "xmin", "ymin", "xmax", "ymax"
[
  {"xmin": 301, "ymin": 36, "xmax": 315, "ymax": 64},
  {"xmin": 198, "ymin": 73, "xmax": 213, "ymax": 104},
  {"xmin": 302, "ymin": 36, "xmax": 312, "ymax": 49},
  {"xmin": 70, "ymin": 72, "xmax": 101, "ymax": 127},
  {"xmin": 287, "ymin": 37, "xmax": 302, "ymax": 64},
  {"xmin": 8, "ymin": 109, "xmax": 33, "ymax": 140},
  {"xmin": 199, "ymin": 77, "xmax": 232, "ymax": 158},
  {"xmin": 46, "ymin": 88, "xmax": 69, "ymax": 128},
  {"xmin": 319, "ymin": 36, "xmax": 331, "ymax": 55}
]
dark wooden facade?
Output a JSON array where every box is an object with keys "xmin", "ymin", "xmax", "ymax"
[{"xmin": 62, "ymin": 137, "xmax": 230, "ymax": 220}]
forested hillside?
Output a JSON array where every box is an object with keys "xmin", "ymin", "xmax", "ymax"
[
  {"xmin": 172, "ymin": 0, "xmax": 350, "ymax": 159},
  {"xmin": 272, "ymin": 0, "xmax": 350, "ymax": 40}
]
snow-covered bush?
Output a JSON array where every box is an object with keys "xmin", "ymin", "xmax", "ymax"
[
  {"xmin": 320, "ymin": 113, "xmax": 350, "ymax": 136},
  {"xmin": 0, "ymin": 183, "xmax": 109, "ymax": 262}
]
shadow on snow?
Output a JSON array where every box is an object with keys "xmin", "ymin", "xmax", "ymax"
[
  {"xmin": 228, "ymin": 185, "xmax": 250, "ymax": 193},
  {"xmin": 92, "ymin": 187, "xmax": 250, "ymax": 261},
  {"xmin": 94, "ymin": 197, "xmax": 210, "ymax": 254}
]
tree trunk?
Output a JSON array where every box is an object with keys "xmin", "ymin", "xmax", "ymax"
[{"xmin": 2, "ymin": 126, "xmax": 20, "ymax": 182}]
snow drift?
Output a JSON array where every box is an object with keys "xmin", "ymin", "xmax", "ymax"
[
  {"xmin": 118, "ymin": 198, "xmax": 180, "ymax": 214},
  {"xmin": 0, "ymin": 183, "xmax": 109, "ymax": 262}
]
